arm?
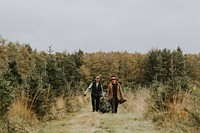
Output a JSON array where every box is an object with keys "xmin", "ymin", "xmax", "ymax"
[
  {"xmin": 84, "ymin": 82, "xmax": 93, "ymax": 95},
  {"xmin": 119, "ymin": 84, "xmax": 124, "ymax": 99},
  {"xmin": 101, "ymin": 84, "xmax": 104, "ymax": 96},
  {"xmin": 107, "ymin": 84, "xmax": 112, "ymax": 99},
  {"xmin": 118, "ymin": 84, "xmax": 126, "ymax": 103}
]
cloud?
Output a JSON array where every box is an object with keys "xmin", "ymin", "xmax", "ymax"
[{"xmin": 0, "ymin": 0, "xmax": 200, "ymax": 53}]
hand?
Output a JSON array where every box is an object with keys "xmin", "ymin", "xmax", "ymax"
[{"xmin": 119, "ymin": 98, "xmax": 126, "ymax": 104}]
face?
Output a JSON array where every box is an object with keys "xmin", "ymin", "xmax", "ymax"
[
  {"xmin": 96, "ymin": 76, "xmax": 100, "ymax": 82},
  {"xmin": 111, "ymin": 77, "xmax": 117, "ymax": 84}
]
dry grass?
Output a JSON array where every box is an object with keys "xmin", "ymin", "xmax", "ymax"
[
  {"xmin": 39, "ymin": 103, "xmax": 159, "ymax": 133},
  {"xmin": 65, "ymin": 93, "xmax": 90, "ymax": 112},
  {"xmin": 7, "ymin": 98, "xmax": 39, "ymax": 133},
  {"xmin": 51, "ymin": 96, "xmax": 66, "ymax": 119},
  {"xmin": 146, "ymin": 88, "xmax": 200, "ymax": 133},
  {"xmin": 156, "ymin": 96, "xmax": 200, "ymax": 133},
  {"xmin": 50, "ymin": 92, "xmax": 90, "ymax": 120},
  {"xmin": 7, "ymin": 87, "xmax": 199, "ymax": 132},
  {"xmin": 8, "ymin": 99, "xmax": 38, "ymax": 124},
  {"xmin": 5, "ymin": 91, "xmax": 91, "ymax": 132},
  {"xmin": 124, "ymin": 89, "xmax": 151, "ymax": 117},
  {"xmin": 122, "ymin": 86, "xmax": 200, "ymax": 132}
]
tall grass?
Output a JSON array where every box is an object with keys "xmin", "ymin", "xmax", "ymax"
[
  {"xmin": 8, "ymin": 99, "xmax": 38, "ymax": 123},
  {"xmin": 145, "ymin": 85, "xmax": 200, "ymax": 132},
  {"xmin": 50, "ymin": 90, "xmax": 90, "ymax": 120},
  {"xmin": 1, "ymin": 87, "xmax": 89, "ymax": 132},
  {"xmin": 124, "ymin": 88, "xmax": 151, "ymax": 117},
  {"xmin": 123, "ymin": 85, "xmax": 200, "ymax": 132}
]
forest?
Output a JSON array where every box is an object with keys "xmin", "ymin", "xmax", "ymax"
[{"xmin": 0, "ymin": 37, "xmax": 200, "ymax": 132}]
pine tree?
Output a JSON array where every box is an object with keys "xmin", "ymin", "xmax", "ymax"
[
  {"xmin": 142, "ymin": 49, "xmax": 163, "ymax": 85},
  {"xmin": 0, "ymin": 73, "xmax": 13, "ymax": 117},
  {"xmin": 4, "ymin": 59, "xmax": 23, "ymax": 87}
]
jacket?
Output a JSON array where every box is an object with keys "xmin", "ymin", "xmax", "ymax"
[
  {"xmin": 85, "ymin": 81, "xmax": 103, "ymax": 97},
  {"xmin": 91, "ymin": 81, "xmax": 103, "ymax": 96},
  {"xmin": 107, "ymin": 83, "xmax": 124, "ymax": 100}
]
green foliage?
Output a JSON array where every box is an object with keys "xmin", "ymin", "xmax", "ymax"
[
  {"xmin": 0, "ymin": 73, "xmax": 13, "ymax": 117},
  {"xmin": 142, "ymin": 47, "xmax": 190, "ymax": 89},
  {"xmin": 0, "ymin": 38, "xmax": 199, "ymax": 123},
  {"xmin": 3, "ymin": 59, "xmax": 23, "ymax": 87},
  {"xmin": 46, "ymin": 53, "xmax": 63, "ymax": 96},
  {"xmin": 147, "ymin": 84, "xmax": 200, "ymax": 133},
  {"xmin": 141, "ymin": 47, "xmax": 191, "ymax": 110},
  {"xmin": 80, "ymin": 51, "xmax": 144, "ymax": 89},
  {"xmin": 26, "ymin": 74, "xmax": 52, "ymax": 118}
]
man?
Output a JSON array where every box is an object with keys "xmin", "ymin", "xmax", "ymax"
[
  {"xmin": 108, "ymin": 75, "xmax": 125, "ymax": 113},
  {"xmin": 84, "ymin": 76, "xmax": 103, "ymax": 112}
]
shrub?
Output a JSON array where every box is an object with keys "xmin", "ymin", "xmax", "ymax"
[{"xmin": 0, "ymin": 73, "xmax": 13, "ymax": 117}]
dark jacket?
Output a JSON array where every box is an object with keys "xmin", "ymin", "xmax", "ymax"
[{"xmin": 91, "ymin": 81, "xmax": 103, "ymax": 97}]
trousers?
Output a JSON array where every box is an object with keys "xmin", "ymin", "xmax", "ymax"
[
  {"xmin": 111, "ymin": 98, "xmax": 118, "ymax": 113},
  {"xmin": 91, "ymin": 95, "xmax": 100, "ymax": 111}
]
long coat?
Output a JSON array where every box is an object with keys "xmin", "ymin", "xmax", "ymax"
[{"xmin": 107, "ymin": 83, "xmax": 124, "ymax": 100}]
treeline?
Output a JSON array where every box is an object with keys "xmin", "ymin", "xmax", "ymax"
[
  {"xmin": 0, "ymin": 40, "xmax": 84, "ymax": 118},
  {"xmin": 0, "ymin": 38, "xmax": 200, "ymax": 119}
]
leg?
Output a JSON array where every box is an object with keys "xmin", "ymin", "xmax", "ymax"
[
  {"xmin": 111, "ymin": 99, "xmax": 115, "ymax": 113},
  {"xmin": 114, "ymin": 98, "xmax": 119, "ymax": 113},
  {"xmin": 96, "ymin": 96, "xmax": 100, "ymax": 111},
  {"xmin": 91, "ymin": 95, "xmax": 95, "ymax": 111}
]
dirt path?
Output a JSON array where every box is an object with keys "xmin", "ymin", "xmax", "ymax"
[{"xmin": 38, "ymin": 104, "xmax": 160, "ymax": 133}]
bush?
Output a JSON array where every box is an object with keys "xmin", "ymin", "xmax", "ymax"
[
  {"xmin": 0, "ymin": 73, "xmax": 13, "ymax": 117},
  {"xmin": 145, "ymin": 83, "xmax": 200, "ymax": 133}
]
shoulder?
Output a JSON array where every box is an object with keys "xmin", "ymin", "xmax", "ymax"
[
  {"xmin": 90, "ymin": 81, "xmax": 95, "ymax": 86},
  {"xmin": 108, "ymin": 83, "xmax": 112, "ymax": 87},
  {"xmin": 117, "ymin": 83, "xmax": 121, "ymax": 88}
]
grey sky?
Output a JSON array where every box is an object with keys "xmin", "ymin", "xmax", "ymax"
[{"xmin": 0, "ymin": 0, "xmax": 200, "ymax": 54}]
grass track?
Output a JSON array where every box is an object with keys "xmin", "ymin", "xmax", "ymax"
[{"xmin": 39, "ymin": 104, "xmax": 160, "ymax": 133}]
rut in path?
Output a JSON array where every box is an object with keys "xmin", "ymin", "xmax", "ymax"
[{"xmin": 39, "ymin": 104, "xmax": 160, "ymax": 133}]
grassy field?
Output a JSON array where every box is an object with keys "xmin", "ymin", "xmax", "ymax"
[
  {"xmin": 38, "ymin": 103, "xmax": 159, "ymax": 133},
  {"xmin": 2, "ymin": 89, "xmax": 199, "ymax": 133}
]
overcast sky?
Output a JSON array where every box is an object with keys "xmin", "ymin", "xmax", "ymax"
[{"xmin": 0, "ymin": 0, "xmax": 200, "ymax": 54}]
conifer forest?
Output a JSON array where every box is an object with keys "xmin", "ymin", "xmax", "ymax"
[{"xmin": 0, "ymin": 38, "xmax": 200, "ymax": 132}]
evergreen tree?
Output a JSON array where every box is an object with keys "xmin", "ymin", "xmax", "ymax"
[
  {"xmin": 142, "ymin": 49, "xmax": 163, "ymax": 85},
  {"xmin": 3, "ymin": 59, "xmax": 23, "ymax": 87},
  {"xmin": 160, "ymin": 49, "xmax": 171, "ymax": 83},
  {"xmin": 0, "ymin": 73, "xmax": 13, "ymax": 117},
  {"xmin": 169, "ymin": 47, "xmax": 190, "ymax": 92},
  {"xmin": 45, "ymin": 46, "xmax": 64, "ymax": 96}
]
